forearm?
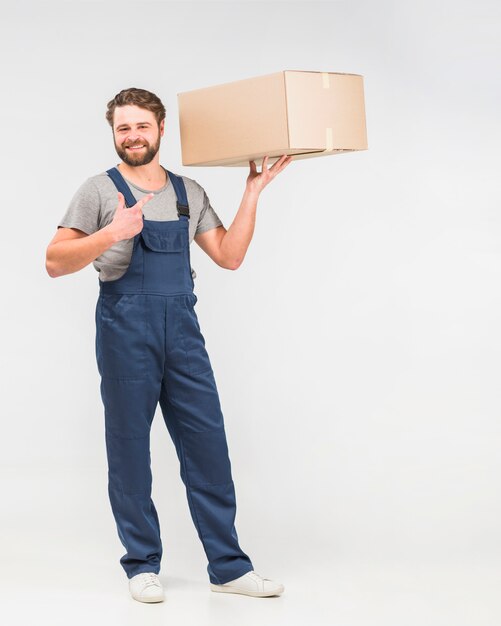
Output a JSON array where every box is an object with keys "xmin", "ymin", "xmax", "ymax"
[
  {"xmin": 46, "ymin": 226, "xmax": 117, "ymax": 278},
  {"xmin": 219, "ymin": 186, "xmax": 260, "ymax": 269}
]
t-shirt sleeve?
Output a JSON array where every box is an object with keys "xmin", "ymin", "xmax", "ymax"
[
  {"xmin": 57, "ymin": 178, "xmax": 101, "ymax": 235},
  {"xmin": 196, "ymin": 188, "xmax": 224, "ymax": 236}
]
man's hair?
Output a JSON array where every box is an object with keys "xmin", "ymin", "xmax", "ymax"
[{"xmin": 105, "ymin": 88, "xmax": 166, "ymax": 127}]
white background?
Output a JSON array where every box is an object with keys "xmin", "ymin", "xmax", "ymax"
[{"xmin": 1, "ymin": 1, "xmax": 500, "ymax": 624}]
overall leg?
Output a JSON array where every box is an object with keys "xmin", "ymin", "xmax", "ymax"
[
  {"xmin": 96, "ymin": 294, "xmax": 165, "ymax": 578},
  {"xmin": 159, "ymin": 295, "xmax": 254, "ymax": 585}
]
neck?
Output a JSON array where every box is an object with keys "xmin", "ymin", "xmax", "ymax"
[{"xmin": 117, "ymin": 158, "xmax": 167, "ymax": 191}]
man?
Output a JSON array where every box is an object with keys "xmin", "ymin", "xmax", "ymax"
[{"xmin": 45, "ymin": 87, "xmax": 291, "ymax": 603}]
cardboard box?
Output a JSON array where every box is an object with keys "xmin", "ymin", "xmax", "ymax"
[{"xmin": 177, "ymin": 70, "xmax": 368, "ymax": 167}]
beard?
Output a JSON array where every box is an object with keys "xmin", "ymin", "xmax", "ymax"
[{"xmin": 115, "ymin": 133, "xmax": 161, "ymax": 166}]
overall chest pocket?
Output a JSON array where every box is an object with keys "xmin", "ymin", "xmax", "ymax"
[{"xmin": 141, "ymin": 228, "xmax": 187, "ymax": 252}]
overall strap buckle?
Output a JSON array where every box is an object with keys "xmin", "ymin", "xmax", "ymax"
[
  {"xmin": 165, "ymin": 169, "xmax": 190, "ymax": 219},
  {"xmin": 176, "ymin": 202, "xmax": 190, "ymax": 218}
]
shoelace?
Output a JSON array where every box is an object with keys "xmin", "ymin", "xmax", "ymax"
[
  {"xmin": 137, "ymin": 572, "xmax": 161, "ymax": 588},
  {"xmin": 248, "ymin": 571, "xmax": 272, "ymax": 582}
]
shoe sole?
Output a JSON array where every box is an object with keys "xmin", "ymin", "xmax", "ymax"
[
  {"xmin": 209, "ymin": 583, "xmax": 284, "ymax": 597},
  {"xmin": 130, "ymin": 592, "xmax": 165, "ymax": 603},
  {"xmin": 130, "ymin": 592, "xmax": 165, "ymax": 602}
]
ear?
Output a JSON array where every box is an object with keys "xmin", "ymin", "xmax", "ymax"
[{"xmin": 160, "ymin": 119, "xmax": 165, "ymax": 137}]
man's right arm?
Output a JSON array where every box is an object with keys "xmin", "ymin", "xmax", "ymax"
[{"xmin": 46, "ymin": 190, "xmax": 154, "ymax": 278}]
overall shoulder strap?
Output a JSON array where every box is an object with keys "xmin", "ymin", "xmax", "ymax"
[
  {"xmin": 107, "ymin": 167, "xmax": 190, "ymax": 219},
  {"xmin": 164, "ymin": 170, "xmax": 190, "ymax": 218},
  {"xmin": 106, "ymin": 167, "xmax": 137, "ymax": 208}
]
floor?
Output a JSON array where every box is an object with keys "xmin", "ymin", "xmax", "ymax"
[
  {"xmin": 2, "ymin": 556, "xmax": 499, "ymax": 626},
  {"xmin": 2, "ymin": 467, "xmax": 499, "ymax": 626}
]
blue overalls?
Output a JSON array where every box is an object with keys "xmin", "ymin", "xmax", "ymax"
[{"xmin": 94, "ymin": 166, "xmax": 254, "ymax": 584}]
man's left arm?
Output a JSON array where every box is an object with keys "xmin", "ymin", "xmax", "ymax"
[{"xmin": 195, "ymin": 155, "xmax": 292, "ymax": 270}]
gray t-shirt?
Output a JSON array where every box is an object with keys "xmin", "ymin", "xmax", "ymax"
[{"xmin": 58, "ymin": 165, "xmax": 224, "ymax": 281}]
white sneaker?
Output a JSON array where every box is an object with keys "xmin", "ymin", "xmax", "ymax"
[
  {"xmin": 129, "ymin": 572, "xmax": 165, "ymax": 603},
  {"xmin": 210, "ymin": 570, "xmax": 284, "ymax": 597}
]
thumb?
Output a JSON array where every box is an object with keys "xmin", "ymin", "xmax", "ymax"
[{"xmin": 116, "ymin": 192, "xmax": 125, "ymax": 210}]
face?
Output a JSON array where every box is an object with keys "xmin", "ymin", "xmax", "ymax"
[{"xmin": 112, "ymin": 105, "xmax": 164, "ymax": 167}]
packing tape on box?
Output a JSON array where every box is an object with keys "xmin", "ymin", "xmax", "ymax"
[
  {"xmin": 322, "ymin": 74, "xmax": 333, "ymax": 151},
  {"xmin": 325, "ymin": 127, "xmax": 333, "ymax": 151}
]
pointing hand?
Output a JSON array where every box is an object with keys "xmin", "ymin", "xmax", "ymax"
[{"xmin": 108, "ymin": 192, "xmax": 154, "ymax": 242}]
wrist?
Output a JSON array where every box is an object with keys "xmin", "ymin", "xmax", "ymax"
[
  {"xmin": 245, "ymin": 183, "xmax": 261, "ymax": 198},
  {"xmin": 101, "ymin": 224, "xmax": 119, "ymax": 246}
]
